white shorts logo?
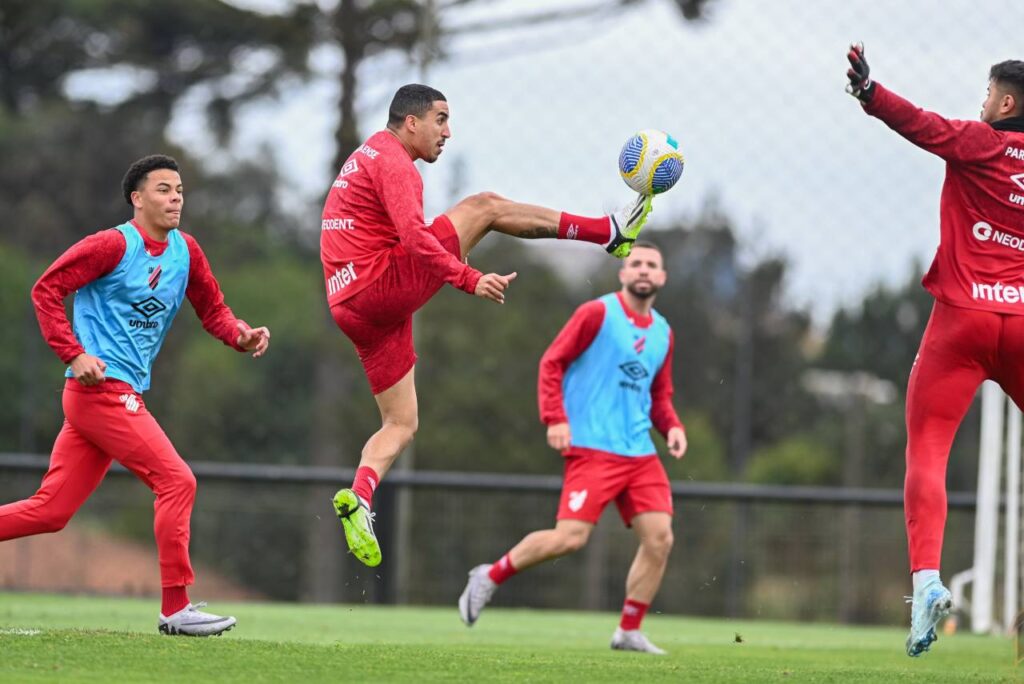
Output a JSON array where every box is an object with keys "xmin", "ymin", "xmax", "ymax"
[
  {"xmin": 119, "ymin": 394, "xmax": 140, "ymax": 413},
  {"xmin": 568, "ymin": 489, "xmax": 588, "ymax": 512}
]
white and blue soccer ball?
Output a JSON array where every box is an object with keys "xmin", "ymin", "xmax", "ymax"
[{"xmin": 618, "ymin": 129, "xmax": 685, "ymax": 195}]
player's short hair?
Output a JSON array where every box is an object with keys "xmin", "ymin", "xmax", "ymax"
[
  {"xmin": 387, "ymin": 84, "xmax": 447, "ymax": 129},
  {"xmin": 990, "ymin": 60, "xmax": 1024, "ymax": 114},
  {"xmin": 622, "ymin": 241, "xmax": 665, "ymax": 267},
  {"xmin": 631, "ymin": 240, "xmax": 663, "ymax": 255},
  {"xmin": 122, "ymin": 155, "xmax": 180, "ymax": 205}
]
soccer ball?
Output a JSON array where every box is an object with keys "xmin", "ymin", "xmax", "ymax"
[{"xmin": 618, "ymin": 129, "xmax": 685, "ymax": 195}]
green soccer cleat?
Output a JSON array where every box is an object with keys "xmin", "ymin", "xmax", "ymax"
[
  {"xmin": 332, "ymin": 488, "xmax": 381, "ymax": 567},
  {"xmin": 606, "ymin": 194, "xmax": 654, "ymax": 258}
]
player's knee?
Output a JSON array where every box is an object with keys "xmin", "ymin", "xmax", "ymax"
[
  {"xmin": 559, "ymin": 527, "xmax": 590, "ymax": 554},
  {"xmin": 38, "ymin": 512, "xmax": 70, "ymax": 534},
  {"xmin": 642, "ymin": 528, "xmax": 674, "ymax": 557},
  {"xmin": 385, "ymin": 414, "xmax": 418, "ymax": 446},
  {"xmin": 171, "ymin": 468, "xmax": 198, "ymax": 501},
  {"xmin": 462, "ymin": 191, "xmax": 507, "ymax": 220}
]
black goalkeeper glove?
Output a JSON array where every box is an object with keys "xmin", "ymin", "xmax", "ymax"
[{"xmin": 846, "ymin": 42, "xmax": 875, "ymax": 103}]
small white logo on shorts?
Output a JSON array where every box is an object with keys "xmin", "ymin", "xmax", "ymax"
[
  {"xmin": 568, "ymin": 489, "xmax": 588, "ymax": 512},
  {"xmin": 119, "ymin": 394, "xmax": 140, "ymax": 413}
]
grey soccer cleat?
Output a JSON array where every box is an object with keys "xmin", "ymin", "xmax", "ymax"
[
  {"xmin": 611, "ymin": 627, "xmax": 667, "ymax": 655},
  {"xmin": 458, "ymin": 564, "xmax": 497, "ymax": 626},
  {"xmin": 158, "ymin": 602, "xmax": 236, "ymax": 637}
]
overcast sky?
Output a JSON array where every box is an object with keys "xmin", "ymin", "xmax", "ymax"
[{"xmin": 154, "ymin": 0, "xmax": 1024, "ymax": 321}]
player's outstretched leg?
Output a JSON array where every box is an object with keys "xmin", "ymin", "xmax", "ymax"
[
  {"xmin": 159, "ymin": 602, "xmax": 236, "ymax": 637},
  {"xmin": 333, "ymin": 488, "xmax": 381, "ymax": 567},
  {"xmin": 610, "ymin": 627, "xmax": 666, "ymax": 655},
  {"xmin": 458, "ymin": 564, "xmax": 498, "ymax": 626},
  {"xmin": 905, "ymin": 577, "xmax": 952, "ymax": 657},
  {"xmin": 445, "ymin": 192, "xmax": 654, "ymax": 259}
]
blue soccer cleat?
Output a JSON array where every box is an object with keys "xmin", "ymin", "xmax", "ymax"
[{"xmin": 905, "ymin": 580, "xmax": 952, "ymax": 657}]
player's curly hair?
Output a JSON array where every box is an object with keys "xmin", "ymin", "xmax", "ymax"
[
  {"xmin": 122, "ymin": 155, "xmax": 180, "ymax": 205},
  {"xmin": 990, "ymin": 60, "xmax": 1024, "ymax": 114},
  {"xmin": 387, "ymin": 84, "xmax": 447, "ymax": 129}
]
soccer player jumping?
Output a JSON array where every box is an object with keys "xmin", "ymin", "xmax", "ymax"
[
  {"xmin": 321, "ymin": 84, "xmax": 655, "ymax": 567},
  {"xmin": 0, "ymin": 155, "xmax": 271, "ymax": 636},
  {"xmin": 458, "ymin": 243, "xmax": 685, "ymax": 654},
  {"xmin": 847, "ymin": 44, "xmax": 1024, "ymax": 656}
]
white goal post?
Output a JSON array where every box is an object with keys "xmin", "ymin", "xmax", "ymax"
[{"xmin": 950, "ymin": 381, "xmax": 1023, "ymax": 634}]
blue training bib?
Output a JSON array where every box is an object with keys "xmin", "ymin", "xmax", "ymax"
[
  {"xmin": 66, "ymin": 223, "xmax": 190, "ymax": 392},
  {"xmin": 562, "ymin": 293, "xmax": 672, "ymax": 457}
]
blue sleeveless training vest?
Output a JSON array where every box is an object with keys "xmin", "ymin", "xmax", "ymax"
[
  {"xmin": 562, "ymin": 293, "xmax": 671, "ymax": 456},
  {"xmin": 66, "ymin": 223, "xmax": 190, "ymax": 392}
]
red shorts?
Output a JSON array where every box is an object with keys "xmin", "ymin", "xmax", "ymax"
[
  {"xmin": 330, "ymin": 216, "xmax": 462, "ymax": 394},
  {"xmin": 557, "ymin": 452, "xmax": 673, "ymax": 527}
]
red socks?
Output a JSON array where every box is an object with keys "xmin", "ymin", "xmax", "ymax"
[
  {"xmin": 558, "ymin": 213, "xmax": 611, "ymax": 246},
  {"xmin": 619, "ymin": 598, "xmax": 649, "ymax": 631},
  {"xmin": 162, "ymin": 586, "xmax": 190, "ymax": 616},
  {"xmin": 488, "ymin": 553, "xmax": 518, "ymax": 585},
  {"xmin": 352, "ymin": 466, "xmax": 380, "ymax": 507}
]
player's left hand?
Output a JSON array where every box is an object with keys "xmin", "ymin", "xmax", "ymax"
[
  {"xmin": 846, "ymin": 42, "xmax": 875, "ymax": 103},
  {"xmin": 475, "ymin": 272, "xmax": 517, "ymax": 304},
  {"xmin": 667, "ymin": 426, "xmax": 687, "ymax": 459},
  {"xmin": 237, "ymin": 322, "xmax": 271, "ymax": 358}
]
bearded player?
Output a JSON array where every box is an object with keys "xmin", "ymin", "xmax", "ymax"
[
  {"xmin": 847, "ymin": 44, "xmax": 1024, "ymax": 656},
  {"xmin": 458, "ymin": 243, "xmax": 685, "ymax": 654},
  {"xmin": 322, "ymin": 84, "xmax": 656, "ymax": 567}
]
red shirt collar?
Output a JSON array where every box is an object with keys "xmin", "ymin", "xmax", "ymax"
[
  {"xmin": 616, "ymin": 291, "xmax": 654, "ymax": 329},
  {"xmin": 130, "ymin": 219, "xmax": 171, "ymax": 257}
]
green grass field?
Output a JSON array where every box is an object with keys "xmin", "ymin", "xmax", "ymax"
[{"xmin": 0, "ymin": 592, "xmax": 1018, "ymax": 682}]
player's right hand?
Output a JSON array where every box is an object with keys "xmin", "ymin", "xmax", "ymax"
[
  {"xmin": 475, "ymin": 272, "xmax": 517, "ymax": 304},
  {"xmin": 547, "ymin": 422, "xmax": 571, "ymax": 451},
  {"xmin": 846, "ymin": 42, "xmax": 875, "ymax": 103},
  {"xmin": 69, "ymin": 353, "xmax": 107, "ymax": 386}
]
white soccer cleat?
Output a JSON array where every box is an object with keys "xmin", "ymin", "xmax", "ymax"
[
  {"xmin": 158, "ymin": 602, "xmax": 236, "ymax": 637},
  {"xmin": 610, "ymin": 627, "xmax": 667, "ymax": 655},
  {"xmin": 458, "ymin": 564, "xmax": 497, "ymax": 626},
  {"xmin": 905, "ymin": 581, "xmax": 952, "ymax": 657}
]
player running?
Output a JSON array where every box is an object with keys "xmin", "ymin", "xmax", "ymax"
[
  {"xmin": 0, "ymin": 155, "xmax": 271, "ymax": 637},
  {"xmin": 847, "ymin": 44, "xmax": 1024, "ymax": 656},
  {"xmin": 322, "ymin": 84, "xmax": 655, "ymax": 567},
  {"xmin": 458, "ymin": 243, "xmax": 685, "ymax": 654}
]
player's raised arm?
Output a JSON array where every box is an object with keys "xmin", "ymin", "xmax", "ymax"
[
  {"xmin": 182, "ymin": 232, "xmax": 270, "ymax": 358},
  {"xmin": 848, "ymin": 42, "xmax": 1004, "ymax": 164}
]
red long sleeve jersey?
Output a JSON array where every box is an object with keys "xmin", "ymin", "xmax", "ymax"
[
  {"xmin": 538, "ymin": 293, "xmax": 683, "ymax": 457},
  {"xmin": 32, "ymin": 221, "xmax": 245, "ymax": 369},
  {"xmin": 864, "ymin": 83, "xmax": 1024, "ymax": 313},
  {"xmin": 319, "ymin": 131, "xmax": 481, "ymax": 306}
]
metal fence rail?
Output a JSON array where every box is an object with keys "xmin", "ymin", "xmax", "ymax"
[{"xmin": 0, "ymin": 452, "xmax": 981, "ymax": 508}]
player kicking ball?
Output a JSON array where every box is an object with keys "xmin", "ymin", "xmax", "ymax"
[
  {"xmin": 0, "ymin": 155, "xmax": 271, "ymax": 636},
  {"xmin": 458, "ymin": 243, "xmax": 686, "ymax": 654},
  {"xmin": 847, "ymin": 44, "xmax": 1024, "ymax": 656},
  {"xmin": 320, "ymin": 84, "xmax": 655, "ymax": 567}
]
